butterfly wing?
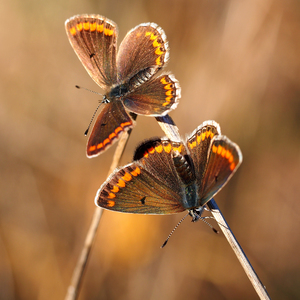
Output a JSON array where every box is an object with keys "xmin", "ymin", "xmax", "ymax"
[
  {"xmin": 198, "ymin": 135, "xmax": 242, "ymax": 206},
  {"xmin": 95, "ymin": 139, "xmax": 187, "ymax": 214},
  {"xmin": 187, "ymin": 120, "xmax": 242, "ymax": 206},
  {"xmin": 65, "ymin": 14, "xmax": 117, "ymax": 89},
  {"xmin": 87, "ymin": 101, "xmax": 134, "ymax": 157},
  {"xmin": 187, "ymin": 120, "xmax": 221, "ymax": 182},
  {"xmin": 122, "ymin": 74, "xmax": 180, "ymax": 116},
  {"xmin": 117, "ymin": 23, "xmax": 169, "ymax": 86}
]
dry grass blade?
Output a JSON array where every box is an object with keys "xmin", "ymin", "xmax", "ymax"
[
  {"xmin": 207, "ymin": 199, "xmax": 271, "ymax": 300},
  {"xmin": 64, "ymin": 116, "xmax": 137, "ymax": 300}
]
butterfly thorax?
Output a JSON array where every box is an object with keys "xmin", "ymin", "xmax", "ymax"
[
  {"xmin": 106, "ymin": 67, "xmax": 157, "ymax": 101},
  {"xmin": 106, "ymin": 83, "xmax": 129, "ymax": 100},
  {"xmin": 172, "ymin": 151, "xmax": 199, "ymax": 210}
]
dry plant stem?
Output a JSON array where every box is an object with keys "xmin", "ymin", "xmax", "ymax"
[
  {"xmin": 156, "ymin": 114, "xmax": 271, "ymax": 300},
  {"xmin": 156, "ymin": 115, "xmax": 181, "ymax": 142},
  {"xmin": 65, "ymin": 123, "xmax": 136, "ymax": 300},
  {"xmin": 207, "ymin": 200, "xmax": 271, "ymax": 300}
]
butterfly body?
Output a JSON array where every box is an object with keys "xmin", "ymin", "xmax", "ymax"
[
  {"xmin": 171, "ymin": 150, "xmax": 199, "ymax": 210},
  {"xmin": 65, "ymin": 15, "xmax": 180, "ymax": 157},
  {"xmin": 106, "ymin": 83, "xmax": 129, "ymax": 100},
  {"xmin": 95, "ymin": 120, "xmax": 242, "ymax": 219}
]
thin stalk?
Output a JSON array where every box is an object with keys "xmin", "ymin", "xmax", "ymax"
[
  {"xmin": 65, "ymin": 115, "xmax": 137, "ymax": 300},
  {"xmin": 207, "ymin": 199, "xmax": 271, "ymax": 300}
]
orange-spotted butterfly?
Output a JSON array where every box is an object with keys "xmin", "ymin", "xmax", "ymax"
[
  {"xmin": 95, "ymin": 121, "xmax": 242, "ymax": 222},
  {"xmin": 65, "ymin": 15, "xmax": 180, "ymax": 157}
]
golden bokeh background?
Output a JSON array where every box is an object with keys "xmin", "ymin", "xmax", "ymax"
[{"xmin": 1, "ymin": 0, "xmax": 300, "ymax": 299}]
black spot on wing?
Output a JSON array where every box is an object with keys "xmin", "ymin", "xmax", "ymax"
[{"xmin": 140, "ymin": 196, "xmax": 146, "ymax": 205}]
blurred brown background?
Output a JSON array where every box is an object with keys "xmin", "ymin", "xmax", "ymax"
[{"xmin": 1, "ymin": 0, "xmax": 300, "ymax": 299}]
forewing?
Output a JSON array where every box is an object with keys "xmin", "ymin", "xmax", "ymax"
[
  {"xmin": 117, "ymin": 23, "xmax": 169, "ymax": 84},
  {"xmin": 87, "ymin": 101, "xmax": 134, "ymax": 157},
  {"xmin": 198, "ymin": 135, "xmax": 242, "ymax": 206},
  {"xmin": 187, "ymin": 120, "xmax": 221, "ymax": 184},
  {"xmin": 65, "ymin": 14, "xmax": 117, "ymax": 89},
  {"xmin": 122, "ymin": 74, "xmax": 180, "ymax": 116}
]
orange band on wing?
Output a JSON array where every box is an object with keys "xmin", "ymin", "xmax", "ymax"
[
  {"xmin": 212, "ymin": 144, "xmax": 236, "ymax": 171},
  {"xmin": 70, "ymin": 27, "xmax": 77, "ymax": 36},
  {"xmin": 106, "ymin": 200, "xmax": 115, "ymax": 207},
  {"xmin": 69, "ymin": 21, "xmax": 115, "ymax": 37},
  {"xmin": 163, "ymin": 143, "xmax": 172, "ymax": 153},
  {"xmin": 106, "ymin": 166, "xmax": 142, "ymax": 201},
  {"xmin": 130, "ymin": 167, "xmax": 141, "ymax": 177},
  {"xmin": 122, "ymin": 172, "xmax": 132, "ymax": 182},
  {"xmin": 117, "ymin": 179, "xmax": 126, "ymax": 188},
  {"xmin": 155, "ymin": 145, "xmax": 163, "ymax": 153},
  {"xmin": 97, "ymin": 24, "xmax": 104, "ymax": 32},
  {"xmin": 144, "ymin": 30, "xmax": 165, "ymax": 66},
  {"xmin": 83, "ymin": 22, "xmax": 90, "ymax": 30},
  {"xmin": 88, "ymin": 121, "xmax": 133, "ymax": 155},
  {"xmin": 187, "ymin": 130, "xmax": 216, "ymax": 149},
  {"xmin": 160, "ymin": 77, "xmax": 175, "ymax": 107}
]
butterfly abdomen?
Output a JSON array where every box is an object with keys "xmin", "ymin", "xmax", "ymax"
[
  {"xmin": 127, "ymin": 67, "xmax": 157, "ymax": 89},
  {"xmin": 172, "ymin": 151, "xmax": 195, "ymax": 185},
  {"xmin": 108, "ymin": 67, "xmax": 155, "ymax": 99},
  {"xmin": 172, "ymin": 150, "xmax": 198, "ymax": 209}
]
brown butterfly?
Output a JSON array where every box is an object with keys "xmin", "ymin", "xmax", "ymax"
[
  {"xmin": 65, "ymin": 15, "xmax": 180, "ymax": 157},
  {"xmin": 95, "ymin": 121, "xmax": 242, "ymax": 221}
]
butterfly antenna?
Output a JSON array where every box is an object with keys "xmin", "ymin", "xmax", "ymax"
[
  {"xmin": 84, "ymin": 101, "xmax": 103, "ymax": 136},
  {"xmin": 161, "ymin": 213, "xmax": 189, "ymax": 248},
  {"xmin": 199, "ymin": 217, "xmax": 219, "ymax": 234},
  {"xmin": 74, "ymin": 85, "xmax": 108, "ymax": 136},
  {"xmin": 75, "ymin": 85, "xmax": 103, "ymax": 96},
  {"xmin": 202, "ymin": 206, "xmax": 228, "ymax": 232}
]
